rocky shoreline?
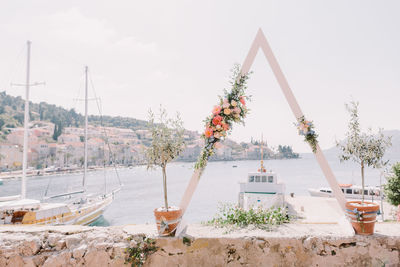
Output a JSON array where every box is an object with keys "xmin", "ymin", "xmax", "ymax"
[{"xmin": 0, "ymin": 223, "xmax": 400, "ymax": 266}]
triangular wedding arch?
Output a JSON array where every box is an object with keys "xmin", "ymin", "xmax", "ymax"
[{"xmin": 179, "ymin": 28, "xmax": 347, "ymax": 219}]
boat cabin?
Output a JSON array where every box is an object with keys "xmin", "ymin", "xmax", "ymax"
[{"xmin": 248, "ymin": 172, "xmax": 277, "ymax": 184}]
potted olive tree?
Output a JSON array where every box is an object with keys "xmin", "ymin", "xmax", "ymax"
[
  {"xmin": 145, "ymin": 107, "xmax": 185, "ymax": 236},
  {"xmin": 337, "ymin": 101, "xmax": 391, "ymax": 235},
  {"xmin": 384, "ymin": 162, "xmax": 400, "ymax": 221}
]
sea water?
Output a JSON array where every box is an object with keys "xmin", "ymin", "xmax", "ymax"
[{"xmin": 0, "ymin": 153, "xmax": 398, "ymax": 225}]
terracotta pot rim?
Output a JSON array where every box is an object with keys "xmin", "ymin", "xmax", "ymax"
[
  {"xmin": 346, "ymin": 200, "xmax": 379, "ymax": 205},
  {"xmin": 153, "ymin": 207, "xmax": 182, "ymax": 213},
  {"xmin": 346, "ymin": 201, "xmax": 380, "ymax": 211}
]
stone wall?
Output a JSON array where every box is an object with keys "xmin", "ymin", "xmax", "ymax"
[{"xmin": 0, "ymin": 224, "xmax": 399, "ymax": 266}]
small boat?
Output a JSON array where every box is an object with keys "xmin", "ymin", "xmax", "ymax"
[
  {"xmin": 232, "ymin": 165, "xmax": 238, "ymax": 168},
  {"xmin": 238, "ymin": 136, "xmax": 285, "ymax": 210},
  {"xmin": 308, "ymin": 184, "xmax": 382, "ymax": 200}
]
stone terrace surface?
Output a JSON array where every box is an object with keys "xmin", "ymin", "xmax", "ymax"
[{"xmin": 0, "ymin": 223, "xmax": 400, "ymax": 266}]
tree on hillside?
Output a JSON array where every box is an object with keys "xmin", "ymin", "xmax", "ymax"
[
  {"xmin": 277, "ymin": 145, "xmax": 299, "ymax": 159},
  {"xmin": 52, "ymin": 123, "xmax": 62, "ymax": 141}
]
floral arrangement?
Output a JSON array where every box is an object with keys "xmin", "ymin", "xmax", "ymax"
[
  {"xmin": 194, "ymin": 64, "xmax": 250, "ymax": 170},
  {"xmin": 296, "ymin": 115, "xmax": 318, "ymax": 153}
]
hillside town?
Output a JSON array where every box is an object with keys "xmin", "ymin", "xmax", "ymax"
[{"xmin": 0, "ymin": 120, "xmax": 298, "ymax": 172}]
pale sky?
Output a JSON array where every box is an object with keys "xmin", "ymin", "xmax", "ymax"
[{"xmin": 0, "ymin": 1, "xmax": 399, "ymax": 152}]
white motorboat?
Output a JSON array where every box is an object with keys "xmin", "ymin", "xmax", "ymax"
[
  {"xmin": 238, "ymin": 137, "xmax": 285, "ymax": 210},
  {"xmin": 308, "ymin": 184, "xmax": 382, "ymax": 200}
]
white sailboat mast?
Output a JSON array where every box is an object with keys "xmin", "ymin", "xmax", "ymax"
[
  {"xmin": 21, "ymin": 41, "xmax": 31, "ymax": 199},
  {"xmin": 83, "ymin": 66, "xmax": 88, "ymax": 189}
]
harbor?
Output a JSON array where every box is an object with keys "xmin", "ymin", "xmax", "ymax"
[
  {"xmin": 1, "ymin": 1, "xmax": 400, "ymax": 265},
  {"xmin": 1, "ymin": 155, "xmax": 398, "ymax": 225}
]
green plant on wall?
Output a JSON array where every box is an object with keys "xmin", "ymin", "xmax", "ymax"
[
  {"xmin": 336, "ymin": 101, "xmax": 391, "ymax": 203},
  {"xmin": 126, "ymin": 235, "xmax": 158, "ymax": 267},
  {"xmin": 384, "ymin": 162, "xmax": 400, "ymax": 206}
]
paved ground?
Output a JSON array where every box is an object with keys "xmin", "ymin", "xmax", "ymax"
[{"xmin": 286, "ymin": 195, "xmax": 396, "ymax": 223}]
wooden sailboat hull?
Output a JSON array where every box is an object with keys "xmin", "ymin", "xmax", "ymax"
[{"xmin": 0, "ymin": 193, "xmax": 114, "ymax": 226}]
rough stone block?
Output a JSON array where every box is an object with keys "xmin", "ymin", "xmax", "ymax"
[{"xmin": 65, "ymin": 235, "xmax": 82, "ymax": 249}]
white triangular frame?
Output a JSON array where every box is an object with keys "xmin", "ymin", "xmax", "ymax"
[{"xmin": 179, "ymin": 28, "xmax": 347, "ymax": 220}]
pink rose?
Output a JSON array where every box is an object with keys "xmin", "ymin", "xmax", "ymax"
[{"xmin": 212, "ymin": 105, "xmax": 221, "ymax": 115}]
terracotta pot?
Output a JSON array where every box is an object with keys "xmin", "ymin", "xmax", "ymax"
[
  {"xmin": 345, "ymin": 201, "xmax": 380, "ymax": 235},
  {"xmin": 154, "ymin": 207, "xmax": 182, "ymax": 236}
]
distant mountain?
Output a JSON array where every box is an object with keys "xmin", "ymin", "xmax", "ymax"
[{"xmin": 324, "ymin": 129, "xmax": 400, "ymax": 161}]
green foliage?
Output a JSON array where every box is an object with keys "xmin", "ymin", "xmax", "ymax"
[
  {"xmin": 0, "ymin": 91, "xmax": 148, "ymax": 131},
  {"xmin": 126, "ymin": 235, "xmax": 158, "ymax": 267},
  {"xmin": 208, "ymin": 203, "xmax": 290, "ymax": 231},
  {"xmin": 145, "ymin": 106, "xmax": 185, "ymax": 209},
  {"xmin": 337, "ymin": 101, "xmax": 391, "ymax": 202},
  {"xmin": 13, "ymin": 113, "xmax": 24, "ymax": 125},
  {"xmin": 89, "ymin": 115, "xmax": 148, "ymax": 131},
  {"xmin": 384, "ymin": 162, "xmax": 400, "ymax": 206},
  {"xmin": 337, "ymin": 101, "xmax": 391, "ymax": 169},
  {"xmin": 195, "ymin": 64, "xmax": 250, "ymax": 170},
  {"xmin": 52, "ymin": 123, "xmax": 63, "ymax": 141},
  {"xmin": 145, "ymin": 106, "xmax": 185, "ymax": 169},
  {"xmin": 277, "ymin": 145, "xmax": 299, "ymax": 159}
]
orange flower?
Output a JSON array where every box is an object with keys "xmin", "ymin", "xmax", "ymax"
[
  {"xmin": 204, "ymin": 127, "xmax": 213, "ymax": 138},
  {"xmin": 240, "ymin": 96, "xmax": 246, "ymax": 106},
  {"xmin": 212, "ymin": 105, "xmax": 221, "ymax": 115},
  {"xmin": 224, "ymin": 108, "xmax": 231, "ymax": 115},
  {"xmin": 212, "ymin": 115, "xmax": 223, "ymax": 125}
]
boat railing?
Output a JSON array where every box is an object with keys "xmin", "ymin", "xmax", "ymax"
[{"xmin": 42, "ymin": 190, "xmax": 85, "ymax": 200}]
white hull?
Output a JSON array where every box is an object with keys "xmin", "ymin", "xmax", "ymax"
[
  {"xmin": 239, "ymin": 192, "xmax": 285, "ymax": 210},
  {"xmin": 0, "ymin": 192, "xmax": 115, "ymax": 226},
  {"xmin": 308, "ymin": 188, "xmax": 382, "ymax": 201},
  {"xmin": 0, "ymin": 195, "xmax": 21, "ymax": 202},
  {"xmin": 239, "ymin": 170, "xmax": 285, "ymax": 210}
]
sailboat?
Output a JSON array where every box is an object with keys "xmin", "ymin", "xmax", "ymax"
[{"xmin": 0, "ymin": 41, "xmax": 120, "ymax": 225}]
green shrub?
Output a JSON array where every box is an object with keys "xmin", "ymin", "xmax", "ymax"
[
  {"xmin": 384, "ymin": 162, "xmax": 400, "ymax": 206},
  {"xmin": 207, "ymin": 203, "xmax": 290, "ymax": 230}
]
